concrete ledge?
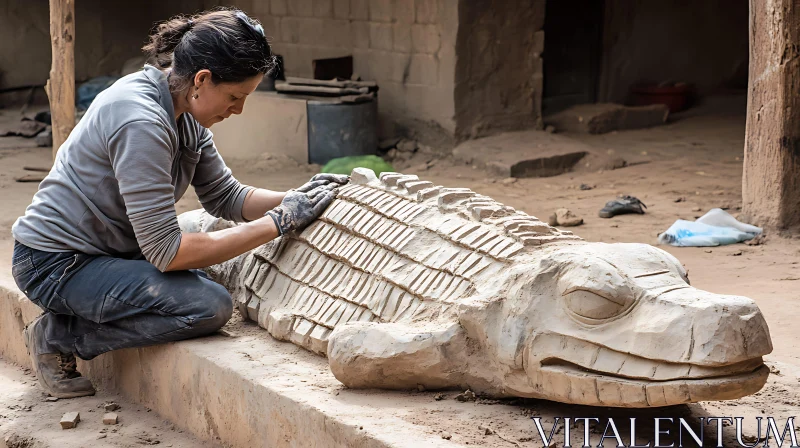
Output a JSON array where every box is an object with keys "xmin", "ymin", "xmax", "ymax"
[
  {"xmin": 0, "ymin": 277, "xmax": 462, "ymax": 447},
  {"xmin": 544, "ymin": 103, "xmax": 669, "ymax": 135},
  {"xmin": 211, "ymin": 92, "xmax": 309, "ymax": 163},
  {"xmin": 452, "ymin": 130, "xmax": 626, "ymax": 178}
]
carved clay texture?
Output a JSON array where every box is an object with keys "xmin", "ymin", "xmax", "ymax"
[{"xmin": 238, "ymin": 175, "xmax": 583, "ymax": 354}]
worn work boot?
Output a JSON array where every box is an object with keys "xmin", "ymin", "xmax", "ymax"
[
  {"xmin": 598, "ymin": 195, "xmax": 647, "ymax": 218},
  {"xmin": 23, "ymin": 315, "xmax": 95, "ymax": 398}
]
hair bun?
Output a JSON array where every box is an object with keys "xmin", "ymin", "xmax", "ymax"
[
  {"xmin": 145, "ymin": 8, "xmax": 274, "ymax": 90},
  {"xmin": 235, "ymin": 11, "xmax": 265, "ymax": 37}
]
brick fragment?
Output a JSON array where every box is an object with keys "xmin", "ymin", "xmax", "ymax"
[
  {"xmin": 103, "ymin": 412, "xmax": 119, "ymax": 425},
  {"xmin": 60, "ymin": 411, "xmax": 80, "ymax": 429}
]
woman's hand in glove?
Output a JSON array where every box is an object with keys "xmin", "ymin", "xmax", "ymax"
[
  {"xmin": 265, "ymin": 183, "xmax": 339, "ymax": 235},
  {"xmin": 290, "ymin": 173, "xmax": 349, "ymax": 198},
  {"xmin": 309, "ymin": 173, "xmax": 350, "ymax": 185}
]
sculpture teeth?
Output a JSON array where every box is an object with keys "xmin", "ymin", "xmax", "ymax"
[{"xmin": 536, "ymin": 336, "xmax": 763, "ymax": 382}]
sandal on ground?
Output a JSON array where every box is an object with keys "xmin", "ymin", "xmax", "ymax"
[{"xmin": 598, "ymin": 195, "xmax": 647, "ymax": 218}]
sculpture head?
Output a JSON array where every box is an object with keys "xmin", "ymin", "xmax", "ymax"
[{"xmin": 465, "ymin": 242, "xmax": 772, "ymax": 407}]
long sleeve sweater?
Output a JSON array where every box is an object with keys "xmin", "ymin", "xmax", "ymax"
[{"xmin": 12, "ymin": 64, "xmax": 253, "ymax": 271}]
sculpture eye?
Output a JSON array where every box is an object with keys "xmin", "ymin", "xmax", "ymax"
[{"xmin": 563, "ymin": 289, "xmax": 630, "ymax": 321}]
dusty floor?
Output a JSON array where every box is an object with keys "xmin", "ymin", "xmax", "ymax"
[
  {"xmin": 0, "ymin": 96, "xmax": 799, "ymax": 446},
  {"xmin": 0, "ymin": 358, "xmax": 215, "ymax": 447}
]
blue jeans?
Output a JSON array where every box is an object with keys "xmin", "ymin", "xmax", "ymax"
[{"xmin": 11, "ymin": 241, "xmax": 233, "ymax": 360}]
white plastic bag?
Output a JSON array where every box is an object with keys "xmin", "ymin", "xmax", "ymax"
[{"xmin": 658, "ymin": 208, "xmax": 762, "ymax": 247}]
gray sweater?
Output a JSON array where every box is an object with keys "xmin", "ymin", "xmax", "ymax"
[{"xmin": 12, "ymin": 65, "xmax": 254, "ymax": 271}]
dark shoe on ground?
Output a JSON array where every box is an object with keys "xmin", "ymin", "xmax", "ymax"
[
  {"xmin": 23, "ymin": 315, "xmax": 95, "ymax": 398},
  {"xmin": 599, "ymin": 195, "xmax": 647, "ymax": 218}
]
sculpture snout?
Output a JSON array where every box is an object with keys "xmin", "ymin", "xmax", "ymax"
[{"xmin": 673, "ymin": 288, "xmax": 772, "ymax": 366}]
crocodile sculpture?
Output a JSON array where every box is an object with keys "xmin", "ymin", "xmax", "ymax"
[{"xmin": 178, "ymin": 168, "xmax": 772, "ymax": 408}]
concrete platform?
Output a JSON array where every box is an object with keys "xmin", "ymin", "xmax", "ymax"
[
  {"xmin": 452, "ymin": 130, "xmax": 626, "ymax": 178},
  {"xmin": 211, "ymin": 92, "xmax": 309, "ymax": 163},
  {"xmin": 544, "ymin": 103, "xmax": 669, "ymax": 135},
  {"xmin": 0, "ymin": 273, "xmax": 547, "ymax": 447}
]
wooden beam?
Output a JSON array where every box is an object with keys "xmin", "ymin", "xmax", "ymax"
[
  {"xmin": 45, "ymin": 0, "xmax": 75, "ymax": 159},
  {"xmin": 275, "ymin": 83, "xmax": 369, "ymax": 96},
  {"xmin": 742, "ymin": 0, "xmax": 800, "ymax": 231}
]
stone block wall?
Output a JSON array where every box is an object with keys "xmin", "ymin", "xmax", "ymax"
[
  {"xmin": 247, "ymin": 0, "xmax": 459, "ymax": 140},
  {"xmin": 0, "ymin": 0, "xmax": 544, "ymax": 146},
  {"xmin": 0, "ymin": 0, "xmax": 226, "ymax": 108},
  {"xmin": 0, "ymin": 0, "xmax": 214, "ymax": 90}
]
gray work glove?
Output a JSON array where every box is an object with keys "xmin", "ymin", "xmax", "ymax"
[
  {"xmin": 309, "ymin": 173, "xmax": 349, "ymax": 185},
  {"xmin": 288, "ymin": 173, "xmax": 349, "ymax": 198},
  {"xmin": 266, "ymin": 183, "xmax": 339, "ymax": 235}
]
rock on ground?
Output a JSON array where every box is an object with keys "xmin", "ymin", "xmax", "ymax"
[{"xmin": 548, "ymin": 208, "xmax": 584, "ymax": 227}]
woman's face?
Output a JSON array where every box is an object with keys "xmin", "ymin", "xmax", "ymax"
[{"xmin": 188, "ymin": 70, "xmax": 264, "ymax": 128}]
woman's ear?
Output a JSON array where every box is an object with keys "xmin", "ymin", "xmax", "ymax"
[{"xmin": 194, "ymin": 69, "xmax": 212, "ymax": 88}]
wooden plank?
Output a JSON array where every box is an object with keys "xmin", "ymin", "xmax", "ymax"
[
  {"xmin": 45, "ymin": 0, "xmax": 75, "ymax": 159},
  {"xmin": 15, "ymin": 174, "xmax": 46, "ymax": 183},
  {"xmin": 285, "ymin": 77, "xmax": 378, "ymax": 89},
  {"xmin": 275, "ymin": 83, "xmax": 369, "ymax": 96},
  {"xmin": 24, "ymin": 166, "xmax": 51, "ymax": 172}
]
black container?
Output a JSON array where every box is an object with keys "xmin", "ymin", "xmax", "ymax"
[{"xmin": 307, "ymin": 97, "xmax": 378, "ymax": 165}]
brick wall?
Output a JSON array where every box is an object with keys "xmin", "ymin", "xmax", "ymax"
[{"xmin": 248, "ymin": 0, "xmax": 458, "ymax": 139}]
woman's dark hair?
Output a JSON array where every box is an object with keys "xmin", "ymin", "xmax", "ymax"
[{"xmin": 142, "ymin": 8, "xmax": 276, "ymax": 92}]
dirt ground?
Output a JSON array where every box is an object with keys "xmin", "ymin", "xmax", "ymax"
[
  {"xmin": 0, "ymin": 96, "xmax": 799, "ymax": 446},
  {"xmin": 0, "ymin": 359, "xmax": 215, "ymax": 447}
]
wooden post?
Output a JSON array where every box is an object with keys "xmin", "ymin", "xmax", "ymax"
[
  {"xmin": 742, "ymin": 0, "xmax": 800, "ymax": 232},
  {"xmin": 45, "ymin": 0, "xmax": 75, "ymax": 159}
]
